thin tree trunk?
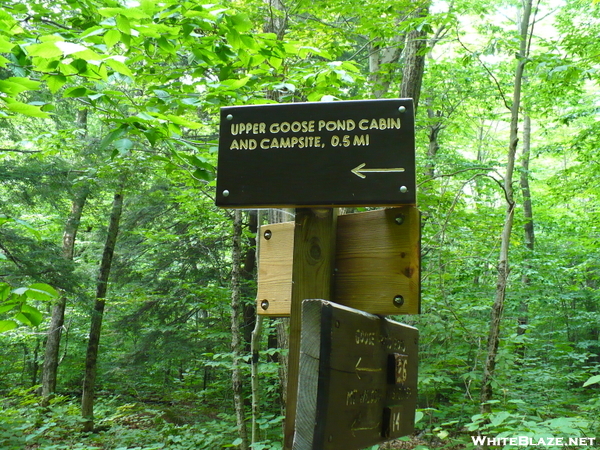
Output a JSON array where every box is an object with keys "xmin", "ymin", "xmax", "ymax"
[
  {"xmin": 400, "ymin": 0, "xmax": 430, "ymax": 114},
  {"xmin": 251, "ymin": 314, "xmax": 264, "ymax": 445},
  {"xmin": 42, "ymin": 188, "xmax": 89, "ymax": 405},
  {"xmin": 517, "ymin": 114, "xmax": 534, "ymax": 361},
  {"xmin": 242, "ymin": 210, "xmax": 258, "ymax": 351},
  {"xmin": 31, "ymin": 337, "xmax": 41, "ymax": 388},
  {"xmin": 81, "ymin": 181, "xmax": 125, "ymax": 432},
  {"xmin": 250, "ymin": 210, "xmax": 263, "ymax": 445},
  {"xmin": 425, "ymin": 106, "xmax": 442, "ymax": 180},
  {"xmin": 480, "ymin": 0, "xmax": 534, "ymax": 415},
  {"xmin": 263, "ymin": 0, "xmax": 287, "ymax": 40},
  {"xmin": 369, "ymin": 32, "xmax": 404, "ymax": 98},
  {"xmin": 231, "ymin": 210, "xmax": 250, "ymax": 450}
]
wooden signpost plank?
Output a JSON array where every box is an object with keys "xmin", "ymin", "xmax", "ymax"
[
  {"xmin": 284, "ymin": 209, "xmax": 338, "ymax": 449},
  {"xmin": 293, "ymin": 299, "xmax": 418, "ymax": 450},
  {"xmin": 257, "ymin": 206, "xmax": 420, "ymax": 316}
]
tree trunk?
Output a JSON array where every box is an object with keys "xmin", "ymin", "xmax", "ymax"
[
  {"xmin": 425, "ymin": 105, "xmax": 442, "ymax": 180},
  {"xmin": 369, "ymin": 33, "xmax": 404, "ymax": 98},
  {"xmin": 480, "ymin": 0, "xmax": 534, "ymax": 415},
  {"xmin": 242, "ymin": 210, "xmax": 258, "ymax": 351},
  {"xmin": 42, "ymin": 188, "xmax": 88, "ymax": 404},
  {"xmin": 231, "ymin": 209, "xmax": 250, "ymax": 450},
  {"xmin": 263, "ymin": 0, "xmax": 287, "ymax": 40},
  {"xmin": 81, "ymin": 182, "xmax": 125, "ymax": 432},
  {"xmin": 400, "ymin": 0, "xmax": 430, "ymax": 114},
  {"xmin": 517, "ymin": 114, "xmax": 534, "ymax": 361}
]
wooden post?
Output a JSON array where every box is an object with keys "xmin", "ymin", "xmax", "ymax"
[{"xmin": 284, "ymin": 208, "xmax": 338, "ymax": 449}]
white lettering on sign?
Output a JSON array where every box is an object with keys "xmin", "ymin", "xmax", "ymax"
[
  {"xmin": 355, "ymin": 330, "xmax": 376, "ymax": 346},
  {"xmin": 346, "ymin": 389, "xmax": 382, "ymax": 406},
  {"xmin": 380, "ymin": 336, "xmax": 406, "ymax": 352},
  {"xmin": 269, "ymin": 121, "xmax": 315, "ymax": 134},
  {"xmin": 391, "ymin": 411, "xmax": 402, "ymax": 433},
  {"xmin": 231, "ymin": 122, "xmax": 267, "ymax": 135},
  {"xmin": 228, "ymin": 117, "xmax": 400, "ymax": 151}
]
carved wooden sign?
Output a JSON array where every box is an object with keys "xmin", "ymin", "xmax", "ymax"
[
  {"xmin": 215, "ymin": 99, "xmax": 416, "ymax": 207},
  {"xmin": 293, "ymin": 299, "xmax": 418, "ymax": 450}
]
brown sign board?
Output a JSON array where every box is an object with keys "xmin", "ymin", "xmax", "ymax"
[
  {"xmin": 215, "ymin": 99, "xmax": 415, "ymax": 207},
  {"xmin": 293, "ymin": 299, "xmax": 418, "ymax": 450},
  {"xmin": 257, "ymin": 207, "xmax": 421, "ymax": 316}
]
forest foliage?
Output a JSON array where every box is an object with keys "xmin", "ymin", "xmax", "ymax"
[{"xmin": 1, "ymin": 0, "xmax": 599, "ymax": 449}]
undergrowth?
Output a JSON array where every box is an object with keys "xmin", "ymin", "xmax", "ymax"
[{"xmin": 0, "ymin": 387, "xmax": 282, "ymax": 450}]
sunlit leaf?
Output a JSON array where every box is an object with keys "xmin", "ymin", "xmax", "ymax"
[
  {"xmin": 20, "ymin": 305, "xmax": 43, "ymax": 327},
  {"xmin": 26, "ymin": 283, "xmax": 59, "ymax": 301},
  {"xmin": 0, "ymin": 320, "xmax": 17, "ymax": 333}
]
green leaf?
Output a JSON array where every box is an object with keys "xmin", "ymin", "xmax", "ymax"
[
  {"xmin": 193, "ymin": 168, "xmax": 214, "ymax": 181},
  {"xmin": 98, "ymin": 7, "xmax": 150, "ymax": 20},
  {"xmin": 229, "ymin": 14, "xmax": 253, "ymax": 32},
  {"xmin": 63, "ymin": 86, "xmax": 94, "ymax": 98},
  {"xmin": 14, "ymin": 312, "xmax": 32, "ymax": 326},
  {"xmin": 114, "ymin": 138, "xmax": 133, "ymax": 154},
  {"xmin": 0, "ymin": 80, "xmax": 28, "ymax": 96},
  {"xmin": 0, "ymin": 77, "xmax": 41, "ymax": 95},
  {"xmin": 116, "ymin": 15, "xmax": 131, "ymax": 34},
  {"xmin": 25, "ymin": 41, "xmax": 62, "ymax": 58},
  {"xmin": 221, "ymin": 76, "xmax": 250, "ymax": 90},
  {"xmin": 0, "ymin": 36, "xmax": 14, "ymax": 52},
  {"xmin": 46, "ymin": 75, "xmax": 67, "ymax": 93},
  {"xmin": 157, "ymin": 37, "xmax": 176, "ymax": 54},
  {"xmin": 3, "ymin": 100, "xmax": 50, "ymax": 118},
  {"xmin": 0, "ymin": 302, "xmax": 18, "ymax": 314},
  {"xmin": 104, "ymin": 57, "xmax": 134, "ymax": 77},
  {"xmin": 0, "ymin": 283, "xmax": 10, "ymax": 301},
  {"xmin": 583, "ymin": 375, "xmax": 600, "ymax": 387},
  {"xmin": 0, "ymin": 320, "xmax": 17, "ymax": 333},
  {"xmin": 166, "ymin": 114, "xmax": 201, "ymax": 129},
  {"xmin": 104, "ymin": 29, "xmax": 121, "ymax": 48},
  {"xmin": 80, "ymin": 26, "xmax": 107, "ymax": 39},
  {"xmin": 99, "ymin": 126, "xmax": 129, "ymax": 151},
  {"xmin": 20, "ymin": 305, "xmax": 43, "ymax": 327},
  {"xmin": 490, "ymin": 411, "xmax": 511, "ymax": 427},
  {"xmin": 26, "ymin": 283, "xmax": 58, "ymax": 301}
]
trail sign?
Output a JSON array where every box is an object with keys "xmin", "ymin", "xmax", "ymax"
[
  {"xmin": 216, "ymin": 99, "xmax": 415, "ymax": 207},
  {"xmin": 294, "ymin": 299, "xmax": 418, "ymax": 450},
  {"xmin": 257, "ymin": 206, "xmax": 421, "ymax": 316}
]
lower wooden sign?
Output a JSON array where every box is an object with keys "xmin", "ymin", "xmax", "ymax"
[
  {"xmin": 257, "ymin": 206, "xmax": 421, "ymax": 316},
  {"xmin": 293, "ymin": 299, "xmax": 418, "ymax": 450}
]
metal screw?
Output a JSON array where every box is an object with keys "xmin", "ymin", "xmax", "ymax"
[
  {"xmin": 222, "ymin": 190, "xmax": 230, "ymax": 197},
  {"xmin": 264, "ymin": 229, "xmax": 272, "ymax": 240},
  {"xmin": 394, "ymin": 214, "xmax": 405, "ymax": 225},
  {"xmin": 226, "ymin": 114, "xmax": 233, "ymax": 120},
  {"xmin": 335, "ymin": 320, "xmax": 341, "ymax": 328},
  {"xmin": 398, "ymin": 106, "xmax": 406, "ymax": 113},
  {"xmin": 399, "ymin": 186, "xmax": 408, "ymax": 193},
  {"xmin": 393, "ymin": 295, "xmax": 404, "ymax": 307},
  {"xmin": 260, "ymin": 300, "xmax": 269, "ymax": 310}
]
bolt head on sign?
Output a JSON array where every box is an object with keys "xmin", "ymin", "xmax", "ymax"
[{"xmin": 215, "ymin": 99, "xmax": 416, "ymax": 208}]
